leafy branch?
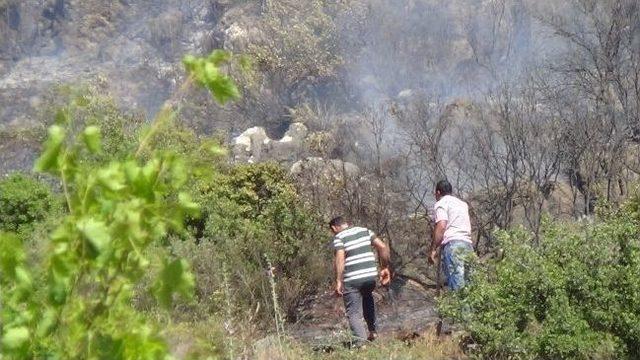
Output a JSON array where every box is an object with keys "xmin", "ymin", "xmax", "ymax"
[{"xmin": 0, "ymin": 50, "xmax": 240, "ymax": 358}]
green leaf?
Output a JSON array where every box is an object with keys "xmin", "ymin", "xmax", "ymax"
[
  {"xmin": 152, "ymin": 259, "xmax": 194, "ymax": 309},
  {"xmin": 49, "ymin": 279, "xmax": 69, "ymax": 305},
  {"xmin": 208, "ymin": 49, "xmax": 232, "ymax": 66},
  {"xmin": 0, "ymin": 232, "xmax": 25, "ymax": 279},
  {"xmin": 170, "ymin": 158, "xmax": 187, "ymax": 188},
  {"xmin": 124, "ymin": 208, "xmax": 145, "ymax": 240},
  {"xmin": 36, "ymin": 308, "xmax": 58, "ymax": 337},
  {"xmin": 77, "ymin": 218, "xmax": 111, "ymax": 253},
  {"xmin": 14, "ymin": 266, "xmax": 32, "ymax": 288},
  {"xmin": 204, "ymin": 62, "xmax": 219, "ymax": 81},
  {"xmin": 2, "ymin": 326, "xmax": 29, "ymax": 349},
  {"xmin": 183, "ymin": 52, "xmax": 241, "ymax": 105},
  {"xmin": 151, "ymin": 222, "xmax": 167, "ymax": 240},
  {"xmin": 182, "ymin": 54, "xmax": 196, "ymax": 70},
  {"xmin": 34, "ymin": 125, "xmax": 66, "ymax": 172},
  {"xmin": 98, "ymin": 163, "xmax": 126, "ymax": 192},
  {"xmin": 208, "ymin": 75, "xmax": 240, "ymax": 104},
  {"xmin": 178, "ymin": 192, "xmax": 200, "ymax": 216},
  {"xmin": 124, "ymin": 161, "xmax": 141, "ymax": 183},
  {"xmin": 83, "ymin": 126, "xmax": 102, "ymax": 154},
  {"xmin": 142, "ymin": 158, "xmax": 161, "ymax": 186}
]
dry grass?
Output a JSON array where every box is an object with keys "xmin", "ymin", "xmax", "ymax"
[
  {"xmin": 165, "ymin": 319, "xmax": 467, "ymax": 359},
  {"xmin": 255, "ymin": 326, "xmax": 467, "ymax": 360}
]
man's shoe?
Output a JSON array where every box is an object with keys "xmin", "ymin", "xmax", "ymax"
[
  {"xmin": 367, "ymin": 332, "xmax": 378, "ymax": 342},
  {"xmin": 437, "ymin": 319, "xmax": 453, "ymax": 336}
]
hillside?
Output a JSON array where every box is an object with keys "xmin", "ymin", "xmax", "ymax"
[{"xmin": 1, "ymin": 0, "xmax": 639, "ymax": 359}]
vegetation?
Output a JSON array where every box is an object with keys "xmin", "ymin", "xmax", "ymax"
[
  {"xmin": 1, "ymin": 1, "xmax": 640, "ymax": 358},
  {"xmin": 251, "ymin": 330, "xmax": 465, "ymax": 360},
  {"xmin": 0, "ymin": 50, "xmax": 331, "ymax": 359},
  {"xmin": 441, "ymin": 199, "xmax": 640, "ymax": 359},
  {"xmin": 0, "ymin": 173, "xmax": 58, "ymax": 233},
  {"xmin": 250, "ymin": 0, "xmax": 343, "ymax": 89},
  {"xmin": 0, "ymin": 51, "xmax": 238, "ymax": 358},
  {"xmin": 182, "ymin": 162, "xmax": 326, "ymax": 324}
]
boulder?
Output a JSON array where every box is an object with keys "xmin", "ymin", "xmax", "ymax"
[
  {"xmin": 232, "ymin": 126, "xmax": 270, "ymax": 163},
  {"xmin": 290, "ymin": 157, "xmax": 359, "ymax": 181},
  {"xmin": 232, "ymin": 122, "xmax": 309, "ymax": 164}
]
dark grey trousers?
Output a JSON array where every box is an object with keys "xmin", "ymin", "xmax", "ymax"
[{"xmin": 343, "ymin": 279, "xmax": 376, "ymax": 341}]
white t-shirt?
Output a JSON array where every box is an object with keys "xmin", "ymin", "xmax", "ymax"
[{"xmin": 433, "ymin": 195, "xmax": 472, "ymax": 246}]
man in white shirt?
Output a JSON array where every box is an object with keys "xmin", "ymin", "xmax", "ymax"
[{"xmin": 428, "ymin": 180, "xmax": 474, "ymax": 290}]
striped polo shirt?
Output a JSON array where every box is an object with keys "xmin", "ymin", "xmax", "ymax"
[{"xmin": 333, "ymin": 226, "xmax": 378, "ymax": 285}]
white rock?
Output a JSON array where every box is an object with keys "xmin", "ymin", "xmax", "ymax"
[
  {"xmin": 234, "ymin": 126, "xmax": 268, "ymax": 152},
  {"xmin": 232, "ymin": 123, "xmax": 308, "ymax": 163}
]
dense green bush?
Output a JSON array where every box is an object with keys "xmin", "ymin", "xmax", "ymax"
[
  {"xmin": 0, "ymin": 173, "xmax": 57, "ymax": 233},
  {"xmin": 441, "ymin": 201, "xmax": 640, "ymax": 359},
  {"xmin": 173, "ymin": 162, "xmax": 327, "ymax": 326}
]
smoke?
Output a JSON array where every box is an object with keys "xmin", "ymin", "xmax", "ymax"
[
  {"xmin": 0, "ymin": 0, "xmax": 220, "ymax": 125},
  {"xmin": 0, "ymin": 0, "xmax": 579, "ymax": 166},
  {"xmin": 328, "ymin": 0, "xmax": 573, "ymax": 201},
  {"xmin": 337, "ymin": 0, "xmax": 559, "ymax": 107},
  {"xmin": 0, "ymin": 0, "xmax": 564, "ymax": 128}
]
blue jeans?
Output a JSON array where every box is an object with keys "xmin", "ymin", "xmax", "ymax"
[{"xmin": 442, "ymin": 240, "xmax": 474, "ymax": 291}]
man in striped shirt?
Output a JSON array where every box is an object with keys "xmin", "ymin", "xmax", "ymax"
[{"xmin": 330, "ymin": 216, "xmax": 391, "ymax": 344}]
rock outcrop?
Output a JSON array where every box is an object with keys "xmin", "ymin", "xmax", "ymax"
[
  {"xmin": 232, "ymin": 122, "xmax": 308, "ymax": 164},
  {"xmin": 232, "ymin": 122, "xmax": 360, "ymax": 183},
  {"xmin": 290, "ymin": 157, "xmax": 359, "ymax": 181}
]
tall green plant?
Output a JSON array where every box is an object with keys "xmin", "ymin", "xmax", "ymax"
[
  {"xmin": 0, "ymin": 51, "xmax": 239, "ymax": 358},
  {"xmin": 440, "ymin": 203, "xmax": 640, "ymax": 359}
]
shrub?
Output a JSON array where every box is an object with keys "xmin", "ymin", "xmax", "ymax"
[
  {"xmin": 0, "ymin": 173, "xmax": 57, "ymax": 233},
  {"xmin": 250, "ymin": 0, "xmax": 343, "ymax": 87},
  {"xmin": 41, "ymin": 85, "xmax": 145, "ymax": 162},
  {"xmin": 440, "ymin": 201, "xmax": 640, "ymax": 359},
  {"xmin": 174, "ymin": 162, "xmax": 328, "ymax": 326}
]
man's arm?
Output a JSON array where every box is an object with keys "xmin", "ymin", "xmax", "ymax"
[
  {"xmin": 372, "ymin": 237, "xmax": 391, "ymax": 285},
  {"xmin": 372, "ymin": 237, "xmax": 390, "ymax": 269},
  {"xmin": 334, "ymin": 249, "xmax": 345, "ymax": 295},
  {"xmin": 429, "ymin": 220, "xmax": 447, "ymax": 264}
]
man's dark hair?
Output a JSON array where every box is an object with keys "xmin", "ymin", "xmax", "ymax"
[
  {"xmin": 329, "ymin": 216, "xmax": 348, "ymax": 227},
  {"xmin": 436, "ymin": 179, "xmax": 453, "ymax": 195}
]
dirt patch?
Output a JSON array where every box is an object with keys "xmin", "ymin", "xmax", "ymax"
[{"xmin": 289, "ymin": 276, "xmax": 440, "ymax": 347}]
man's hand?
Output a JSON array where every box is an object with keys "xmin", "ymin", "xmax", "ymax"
[
  {"xmin": 335, "ymin": 281, "xmax": 344, "ymax": 296},
  {"xmin": 428, "ymin": 249, "xmax": 438, "ymax": 265},
  {"xmin": 379, "ymin": 268, "xmax": 391, "ymax": 286}
]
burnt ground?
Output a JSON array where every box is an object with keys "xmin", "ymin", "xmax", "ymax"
[{"xmin": 289, "ymin": 275, "xmax": 441, "ymax": 347}]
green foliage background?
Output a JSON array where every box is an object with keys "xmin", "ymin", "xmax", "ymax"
[
  {"xmin": 0, "ymin": 173, "xmax": 58, "ymax": 234},
  {"xmin": 0, "ymin": 52, "xmax": 240, "ymax": 359},
  {"xmin": 0, "ymin": 49, "xmax": 327, "ymax": 359},
  {"xmin": 186, "ymin": 162, "xmax": 326, "ymax": 323},
  {"xmin": 440, "ymin": 202, "xmax": 640, "ymax": 359}
]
